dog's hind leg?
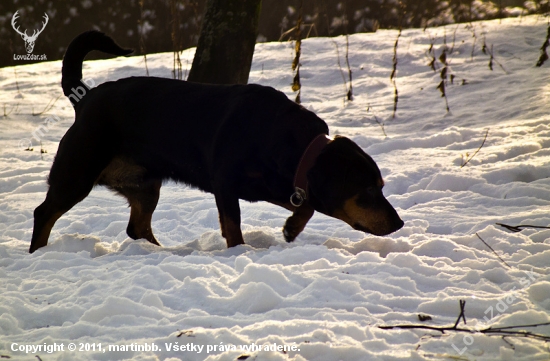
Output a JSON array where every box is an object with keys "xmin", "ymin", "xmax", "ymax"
[
  {"xmin": 29, "ymin": 125, "xmax": 116, "ymax": 253},
  {"xmin": 30, "ymin": 198, "xmax": 67, "ymax": 253},
  {"xmin": 30, "ymin": 175, "xmax": 102, "ymax": 252},
  {"xmin": 282, "ymin": 203, "xmax": 315, "ymax": 242},
  {"xmin": 30, "ymin": 148, "xmax": 111, "ymax": 253},
  {"xmin": 116, "ymin": 180, "xmax": 161, "ymax": 246}
]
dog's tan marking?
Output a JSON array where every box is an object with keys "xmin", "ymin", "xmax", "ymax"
[
  {"xmin": 246, "ymin": 170, "xmax": 263, "ymax": 179},
  {"xmin": 29, "ymin": 210, "xmax": 64, "ymax": 253},
  {"xmin": 333, "ymin": 194, "xmax": 390, "ymax": 235},
  {"xmin": 283, "ymin": 203, "xmax": 314, "ymax": 242},
  {"xmin": 97, "ymin": 157, "xmax": 147, "ymax": 188},
  {"xmin": 97, "ymin": 158, "xmax": 162, "ymax": 245},
  {"xmin": 125, "ymin": 179, "xmax": 162, "ymax": 245},
  {"xmin": 220, "ymin": 215, "xmax": 245, "ymax": 247}
]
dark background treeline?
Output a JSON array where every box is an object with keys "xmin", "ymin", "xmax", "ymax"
[{"xmin": 0, "ymin": 0, "xmax": 543, "ymax": 68}]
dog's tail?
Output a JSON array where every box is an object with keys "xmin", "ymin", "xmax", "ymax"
[{"xmin": 62, "ymin": 30, "xmax": 133, "ymax": 106}]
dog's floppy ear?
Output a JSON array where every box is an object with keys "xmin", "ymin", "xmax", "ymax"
[{"xmin": 306, "ymin": 138, "xmax": 351, "ymax": 215}]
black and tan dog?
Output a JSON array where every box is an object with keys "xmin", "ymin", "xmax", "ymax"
[{"xmin": 29, "ymin": 31, "xmax": 403, "ymax": 253}]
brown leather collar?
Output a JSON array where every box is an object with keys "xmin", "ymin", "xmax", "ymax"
[{"xmin": 290, "ymin": 134, "xmax": 332, "ymax": 207}]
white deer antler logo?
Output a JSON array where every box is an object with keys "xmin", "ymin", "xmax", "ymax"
[{"xmin": 11, "ymin": 11, "xmax": 49, "ymax": 54}]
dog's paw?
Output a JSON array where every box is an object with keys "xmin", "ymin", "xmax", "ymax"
[{"xmin": 282, "ymin": 228, "xmax": 296, "ymax": 243}]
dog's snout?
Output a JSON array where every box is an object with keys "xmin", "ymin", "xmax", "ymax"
[
  {"xmin": 383, "ymin": 203, "xmax": 404, "ymax": 235},
  {"xmin": 334, "ymin": 194, "xmax": 404, "ymax": 237},
  {"xmin": 391, "ymin": 217, "xmax": 404, "ymax": 233},
  {"xmin": 366, "ymin": 216, "xmax": 403, "ymax": 236}
]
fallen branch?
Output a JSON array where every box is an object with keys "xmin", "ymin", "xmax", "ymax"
[
  {"xmin": 176, "ymin": 329, "xmax": 195, "ymax": 337},
  {"xmin": 380, "ymin": 300, "xmax": 467, "ymax": 334},
  {"xmin": 475, "ymin": 232, "xmax": 511, "ymax": 269},
  {"xmin": 374, "ymin": 115, "xmax": 387, "ymax": 138},
  {"xmin": 380, "ymin": 300, "xmax": 550, "ymax": 342},
  {"xmin": 461, "ymin": 129, "xmax": 489, "ymax": 168},
  {"xmin": 367, "ymin": 106, "xmax": 387, "ymax": 137},
  {"xmin": 496, "ymin": 223, "xmax": 550, "ymax": 233}
]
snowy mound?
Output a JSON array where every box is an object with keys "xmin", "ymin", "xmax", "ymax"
[{"xmin": 0, "ymin": 16, "xmax": 549, "ymax": 360}]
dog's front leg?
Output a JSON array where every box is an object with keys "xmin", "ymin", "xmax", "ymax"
[
  {"xmin": 213, "ymin": 189, "xmax": 245, "ymax": 248},
  {"xmin": 283, "ymin": 203, "xmax": 314, "ymax": 242}
]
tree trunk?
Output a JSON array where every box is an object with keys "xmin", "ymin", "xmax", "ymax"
[{"xmin": 188, "ymin": 0, "xmax": 261, "ymax": 85}]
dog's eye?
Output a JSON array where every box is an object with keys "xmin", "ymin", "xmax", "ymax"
[{"xmin": 356, "ymin": 188, "xmax": 375, "ymax": 208}]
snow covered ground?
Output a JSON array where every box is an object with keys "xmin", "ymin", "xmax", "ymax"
[{"xmin": 0, "ymin": 15, "xmax": 549, "ymax": 361}]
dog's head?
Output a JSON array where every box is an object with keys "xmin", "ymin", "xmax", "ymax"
[{"xmin": 307, "ymin": 136, "xmax": 403, "ymax": 236}]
